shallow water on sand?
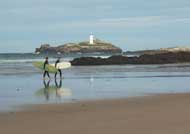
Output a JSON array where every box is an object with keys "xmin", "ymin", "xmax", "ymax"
[{"xmin": 1, "ymin": 64, "xmax": 190, "ymax": 112}]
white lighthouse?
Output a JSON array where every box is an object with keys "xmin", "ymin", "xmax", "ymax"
[{"xmin": 89, "ymin": 32, "xmax": 94, "ymax": 44}]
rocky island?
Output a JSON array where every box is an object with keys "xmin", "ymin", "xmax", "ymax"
[
  {"xmin": 35, "ymin": 39, "xmax": 122, "ymax": 54},
  {"xmin": 71, "ymin": 51, "xmax": 190, "ymax": 65}
]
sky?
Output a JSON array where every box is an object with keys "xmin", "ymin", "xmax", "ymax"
[{"xmin": 0, "ymin": 0, "xmax": 190, "ymax": 53}]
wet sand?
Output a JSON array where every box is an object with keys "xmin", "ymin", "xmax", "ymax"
[{"xmin": 1, "ymin": 93, "xmax": 190, "ymax": 134}]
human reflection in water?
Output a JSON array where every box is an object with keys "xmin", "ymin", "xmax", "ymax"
[
  {"xmin": 55, "ymin": 78, "xmax": 62, "ymax": 99},
  {"xmin": 43, "ymin": 79, "xmax": 50, "ymax": 101}
]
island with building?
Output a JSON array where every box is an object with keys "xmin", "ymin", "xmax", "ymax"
[
  {"xmin": 35, "ymin": 33, "xmax": 190, "ymax": 65},
  {"xmin": 35, "ymin": 34, "xmax": 122, "ymax": 54}
]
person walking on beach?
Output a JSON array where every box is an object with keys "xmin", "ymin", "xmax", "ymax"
[
  {"xmin": 43, "ymin": 57, "xmax": 50, "ymax": 79},
  {"xmin": 55, "ymin": 57, "xmax": 62, "ymax": 79}
]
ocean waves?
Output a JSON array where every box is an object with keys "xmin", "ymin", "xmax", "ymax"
[{"xmin": 1, "ymin": 53, "xmax": 190, "ymax": 75}]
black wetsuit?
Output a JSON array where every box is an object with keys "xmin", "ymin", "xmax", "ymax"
[
  {"xmin": 55, "ymin": 59, "xmax": 62, "ymax": 78},
  {"xmin": 43, "ymin": 59, "xmax": 50, "ymax": 78}
]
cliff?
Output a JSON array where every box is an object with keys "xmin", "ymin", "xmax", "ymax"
[
  {"xmin": 35, "ymin": 39, "xmax": 122, "ymax": 54},
  {"xmin": 71, "ymin": 52, "xmax": 190, "ymax": 65}
]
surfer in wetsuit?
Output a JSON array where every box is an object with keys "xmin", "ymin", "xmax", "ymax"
[
  {"xmin": 55, "ymin": 57, "xmax": 62, "ymax": 79},
  {"xmin": 43, "ymin": 57, "xmax": 50, "ymax": 79}
]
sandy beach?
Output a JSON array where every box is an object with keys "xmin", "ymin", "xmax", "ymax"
[{"xmin": 0, "ymin": 93, "xmax": 190, "ymax": 134}]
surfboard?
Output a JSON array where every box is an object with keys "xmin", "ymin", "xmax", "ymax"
[
  {"xmin": 33, "ymin": 61, "xmax": 58, "ymax": 73},
  {"xmin": 51, "ymin": 61, "xmax": 71, "ymax": 69}
]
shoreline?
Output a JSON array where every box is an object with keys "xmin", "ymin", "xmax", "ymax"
[{"xmin": 1, "ymin": 93, "xmax": 190, "ymax": 134}]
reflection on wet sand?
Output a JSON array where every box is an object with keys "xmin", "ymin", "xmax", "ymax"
[
  {"xmin": 35, "ymin": 79, "xmax": 72, "ymax": 101},
  {"xmin": 43, "ymin": 79, "xmax": 50, "ymax": 100},
  {"xmin": 55, "ymin": 79, "xmax": 72, "ymax": 98}
]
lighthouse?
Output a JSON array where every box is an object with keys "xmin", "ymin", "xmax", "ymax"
[{"xmin": 89, "ymin": 32, "xmax": 94, "ymax": 44}]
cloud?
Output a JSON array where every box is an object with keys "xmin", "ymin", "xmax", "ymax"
[
  {"xmin": 0, "ymin": 0, "xmax": 119, "ymax": 10},
  {"xmin": 1, "ymin": 0, "xmax": 190, "ymax": 52},
  {"xmin": 1, "ymin": 15, "xmax": 190, "ymax": 33},
  {"xmin": 53, "ymin": 16, "xmax": 190, "ymax": 30},
  {"xmin": 98, "ymin": 16, "xmax": 190, "ymax": 26}
]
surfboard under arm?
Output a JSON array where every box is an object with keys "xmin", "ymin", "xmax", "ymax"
[
  {"xmin": 33, "ymin": 61, "xmax": 58, "ymax": 73},
  {"xmin": 51, "ymin": 62, "xmax": 71, "ymax": 69}
]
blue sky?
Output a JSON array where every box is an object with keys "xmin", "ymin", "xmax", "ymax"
[{"xmin": 0, "ymin": 0, "xmax": 190, "ymax": 53}]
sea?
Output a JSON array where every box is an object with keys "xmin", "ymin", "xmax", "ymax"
[{"xmin": 1, "ymin": 53, "xmax": 190, "ymax": 112}]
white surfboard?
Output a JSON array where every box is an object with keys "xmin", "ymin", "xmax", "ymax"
[{"xmin": 51, "ymin": 62, "xmax": 71, "ymax": 69}]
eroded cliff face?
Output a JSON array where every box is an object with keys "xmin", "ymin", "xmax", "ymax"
[{"xmin": 35, "ymin": 39, "xmax": 122, "ymax": 54}]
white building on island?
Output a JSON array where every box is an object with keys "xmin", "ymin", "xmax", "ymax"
[{"xmin": 89, "ymin": 32, "xmax": 94, "ymax": 44}]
